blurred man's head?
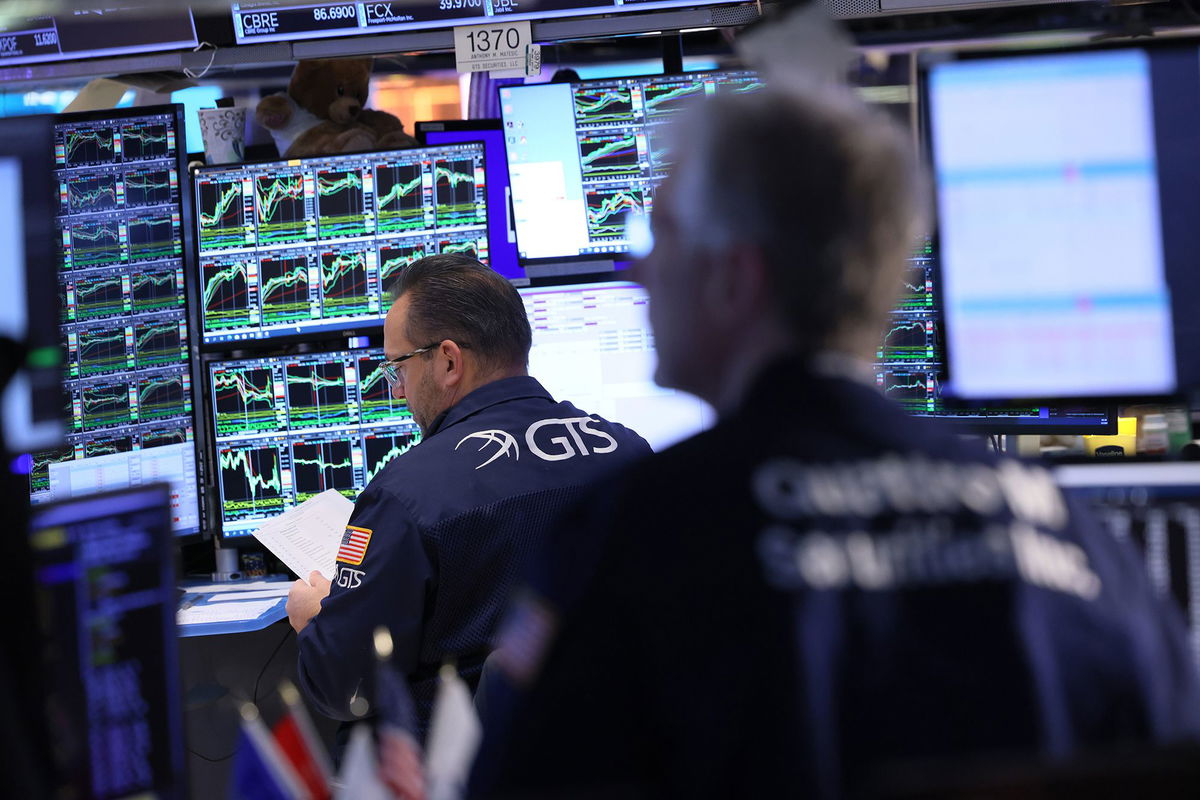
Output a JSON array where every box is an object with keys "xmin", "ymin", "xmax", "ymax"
[
  {"xmin": 383, "ymin": 254, "xmax": 531, "ymax": 433},
  {"xmin": 636, "ymin": 86, "xmax": 926, "ymax": 412}
]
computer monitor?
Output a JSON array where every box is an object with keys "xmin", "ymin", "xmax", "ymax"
[
  {"xmin": 500, "ymin": 69, "xmax": 763, "ymax": 264},
  {"xmin": 876, "ymin": 237, "xmax": 1115, "ymax": 434},
  {"xmin": 194, "ymin": 142, "xmax": 489, "ymax": 345},
  {"xmin": 208, "ymin": 347, "xmax": 420, "ymax": 538},
  {"xmin": 27, "ymin": 105, "xmax": 202, "ymax": 538},
  {"xmin": 925, "ymin": 44, "xmax": 1200, "ymax": 401},
  {"xmin": 520, "ymin": 280, "xmax": 714, "ymax": 450},
  {"xmin": 415, "ymin": 120, "xmax": 523, "ymax": 283},
  {"xmin": 28, "ymin": 484, "xmax": 185, "ymax": 798},
  {"xmin": 1055, "ymin": 462, "xmax": 1200, "ymax": 668},
  {"xmin": 0, "ymin": 6, "xmax": 197, "ymax": 66},
  {"xmin": 0, "ymin": 115, "xmax": 63, "ymax": 454}
]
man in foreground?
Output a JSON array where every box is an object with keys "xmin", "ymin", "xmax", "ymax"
[
  {"xmin": 471, "ymin": 87, "xmax": 1200, "ymax": 797},
  {"xmin": 287, "ymin": 254, "xmax": 650, "ymax": 736}
]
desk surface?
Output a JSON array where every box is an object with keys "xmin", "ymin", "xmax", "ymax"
[{"xmin": 177, "ymin": 577, "xmax": 292, "ymax": 637}]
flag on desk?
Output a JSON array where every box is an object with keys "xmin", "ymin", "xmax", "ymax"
[
  {"xmin": 375, "ymin": 632, "xmax": 425, "ymax": 800},
  {"xmin": 273, "ymin": 681, "xmax": 333, "ymax": 800},
  {"xmin": 335, "ymin": 724, "xmax": 392, "ymax": 800},
  {"xmin": 230, "ymin": 703, "xmax": 310, "ymax": 800},
  {"xmin": 426, "ymin": 665, "xmax": 483, "ymax": 800}
]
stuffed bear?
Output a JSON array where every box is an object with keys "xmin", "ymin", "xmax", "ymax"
[{"xmin": 255, "ymin": 57, "xmax": 416, "ymax": 159}]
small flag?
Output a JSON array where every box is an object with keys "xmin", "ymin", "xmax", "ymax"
[
  {"xmin": 230, "ymin": 703, "xmax": 310, "ymax": 800},
  {"xmin": 337, "ymin": 525, "xmax": 373, "ymax": 565},
  {"xmin": 425, "ymin": 665, "xmax": 483, "ymax": 800},
  {"xmin": 374, "ymin": 627, "xmax": 425, "ymax": 800},
  {"xmin": 334, "ymin": 724, "xmax": 392, "ymax": 800},
  {"xmin": 272, "ymin": 681, "xmax": 333, "ymax": 800}
]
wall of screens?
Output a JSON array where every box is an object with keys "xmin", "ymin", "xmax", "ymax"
[
  {"xmin": 28, "ymin": 106, "xmax": 201, "ymax": 538},
  {"xmin": 209, "ymin": 347, "xmax": 420, "ymax": 538},
  {"xmin": 194, "ymin": 142, "xmax": 488, "ymax": 345}
]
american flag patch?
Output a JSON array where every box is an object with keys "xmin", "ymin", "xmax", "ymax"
[{"xmin": 336, "ymin": 526, "xmax": 373, "ymax": 565}]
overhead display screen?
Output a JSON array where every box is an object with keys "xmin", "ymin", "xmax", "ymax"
[
  {"xmin": 0, "ymin": 7, "xmax": 197, "ymax": 67},
  {"xmin": 231, "ymin": 0, "xmax": 733, "ymax": 44}
]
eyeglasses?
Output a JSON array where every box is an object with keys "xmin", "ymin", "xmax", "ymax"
[{"xmin": 379, "ymin": 342, "xmax": 441, "ymax": 389}]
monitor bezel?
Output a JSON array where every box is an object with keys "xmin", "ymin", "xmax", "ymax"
[
  {"xmin": 919, "ymin": 39, "xmax": 1199, "ymax": 406},
  {"xmin": 46, "ymin": 103, "xmax": 207, "ymax": 542},
  {"xmin": 191, "ymin": 139, "xmax": 494, "ymax": 352}
]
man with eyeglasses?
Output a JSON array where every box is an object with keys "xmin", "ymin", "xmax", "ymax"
[{"xmin": 286, "ymin": 253, "xmax": 650, "ymax": 737}]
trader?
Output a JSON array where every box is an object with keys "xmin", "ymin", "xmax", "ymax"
[
  {"xmin": 287, "ymin": 254, "xmax": 650, "ymax": 735},
  {"xmin": 472, "ymin": 87, "xmax": 1200, "ymax": 797}
]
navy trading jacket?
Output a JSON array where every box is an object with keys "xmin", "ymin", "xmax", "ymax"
[
  {"xmin": 473, "ymin": 356, "xmax": 1200, "ymax": 799},
  {"xmin": 296, "ymin": 375, "xmax": 650, "ymax": 733}
]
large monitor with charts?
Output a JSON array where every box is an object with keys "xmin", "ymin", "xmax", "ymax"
[
  {"xmin": 28, "ymin": 484, "xmax": 185, "ymax": 798},
  {"xmin": 1055, "ymin": 462, "xmax": 1200, "ymax": 669},
  {"xmin": 27, "ymin": 105, "xmax": 202, "ymax": 538},
  {"xmin": 208, "ymin": 347, "xmax": 421, "ymax": 538},
  {"xmin": 194, "ymin": 142, "xmax": 489, "ymax": 345},
  {"xmin": 520, "ymin": 281, "xmax": 714, "ymax": 450},
  {"xmin": 925, "ymin": 43, "xmax": 1200, "ymax": 401},
  {"xmin": 500, "ymin": 69, "xmax": 763, "ymax": 264},
  {"xmin": 416, "ymin": 120, "xmax": 523, "ymax": 283}
]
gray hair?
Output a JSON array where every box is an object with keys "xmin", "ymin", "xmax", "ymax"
[
  {"xmin": 387, "ymin": 253, "xmax": 531, "ymax": 371},
  {"xmin": 665, "ymin": 85, "xmax": 928, "ymax": 351}
]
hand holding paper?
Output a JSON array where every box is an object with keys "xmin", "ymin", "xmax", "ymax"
[{"xmin": 250, "ymin": 489, "xmax": 355, "ymax": 582}]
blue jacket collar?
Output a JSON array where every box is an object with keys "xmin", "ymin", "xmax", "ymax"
[{"xmin": 425, "ymin": 375, "xmax": 554, "ymax": 438}]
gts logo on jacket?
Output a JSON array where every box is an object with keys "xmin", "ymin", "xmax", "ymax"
[{"xmin": 456, "ymin": 416, "xmax": 619, "ymax": 469}]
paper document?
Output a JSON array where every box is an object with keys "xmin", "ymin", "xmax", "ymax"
[
  {"xmin": 249, "ymin": 489, "xmax": 355, "ymax": 582},
  {"xmin": 205, "ymin": 587, "xmax": 293, "ymax": 602},
  {"xmin": 184, "ymin": 579, "xmax": 293, "ymax": 594},
  {"xmin": 177, "ymin": 599, "xmax": 281, "ymax": 625}
]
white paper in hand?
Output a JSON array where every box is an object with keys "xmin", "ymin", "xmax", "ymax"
[{"xmin": 250, "ymin": 489, "xmax": 354, "ymax": 582}]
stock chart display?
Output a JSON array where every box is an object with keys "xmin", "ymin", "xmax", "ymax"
[
  {"xmin": 210, "ymin": 347, "xmax": 420, "ymax": 537},
  {"xmin": 30, "ymin": 108, "xmax": 198, "ymax": 533},
  {"xmin": 501, "ymin": 70, "xmax": 763, "ymax": 260},
  {"xmin": 195, "ymin": 142, "xmax": 488, "ymax": 344},
  {"xmin": 873, "ymin": 237, "xmax": 1111, "ymax": 433}
]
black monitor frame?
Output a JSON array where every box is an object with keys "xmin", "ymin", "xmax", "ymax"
[
  {"xmin": 37, "ymin": 103, "xmax": 207, "ymax": 542},
  {"xmin": 918, "ymin": 38, "xmax": 1200, "ymax": 406},
  {"xmin": 191, "ymin": 139, "xmax": 492, "ymax": 351}
]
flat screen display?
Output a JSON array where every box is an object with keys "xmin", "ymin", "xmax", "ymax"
[
  {"xmin": 29, "ymin": 484, "xmax": 184, "ymax": 799},
  {"xmin": 208, "ymin": 347, "xmax": 420, "ymax": 538},
  {"xmin": 417, "ymin": 121, "xmax": 523, "ymax": 283},
  {"xmin": 194, "ymin": 142, "xmax": 489, "ymax": 345},
  {"xmin": 28, "ymin": 106, "xmax": 201, "ymax": 538},
  {"xmin": 0, "ymin": 7, "xmax": 197, "ymax": 67},
  {"xmin": 520, "ymin": 280, "xmax": 714, "ymax": 450},
  {"xmin": 927, "ymin": 44, "xmax": 1200, "ymax": 400},
  {"xmin": 500, "ymin": 69, "xmax": 763, "ymax": 262},
  {"xmin": 0, "ymin": 115, "xmax": 63, "ymax": 453},
  {"xmin": 1056, "ymin": 462, "xmax": 1200, "ymax": 669}
]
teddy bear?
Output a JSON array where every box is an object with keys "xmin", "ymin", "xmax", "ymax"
[{"xmin": 255, "ymin": 57, "xmax": 416, "ymax": 159}]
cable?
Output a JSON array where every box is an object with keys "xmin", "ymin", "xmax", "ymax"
[
  {"xmin": 183, "ymin": 41, "xmax": 218, "ymax": 80},
  {"xmin": 254, "ymin": 627, "xmax": 294, "ymax": 705}
]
